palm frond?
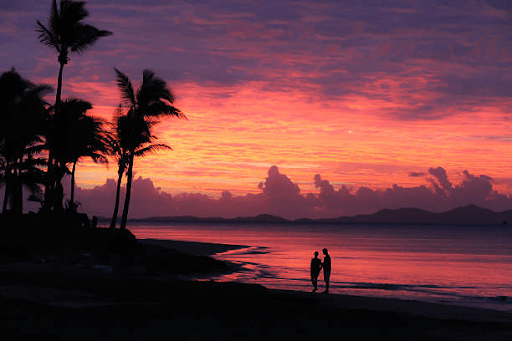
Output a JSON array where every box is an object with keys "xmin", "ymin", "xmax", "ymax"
[
  {"xmin": 37, "ymin": 0, "xmax": 111, "ymax": 63},
  {"xmin": 133, "ymin": 143, "xmax": 172, "ymax": 157},
  {"xmin": 88, "ymin": 153, "xmax": 108, "ymax": 164},
  {"xmin": 36, "ymin": 21, "xmax": 60, "ymax": 51},
  {"xmin": 70, "ymin": 24, "xmax": 112, "ymax": 54},
  {"xmin": 114, "ymin": 68, "xmax": 136, "ymax": 107},
  {"xmin": 49, "ymin": 0, "xmax": 60, "ymax": 40},
  {"xmin": 137, "ymin": 69, "xmax": 174, "ymax": 106},
  {"xmin": 60, "ymin": 1, "xmax": 89, "ymax": 24},
  {"xmin": 147, "ymin": 101, "xmax": 186, "ymax": 119}
]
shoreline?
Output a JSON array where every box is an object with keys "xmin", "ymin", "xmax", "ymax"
[
  {"xmin": 137, "ymin": 238, "xmax": 512, "ymax": 323},
  {"xmin": 139, "ymin": 238, "xmax": 249, "ymax": 256},
  {"xmin": 2, "ymin": 236, "xmax": 512, "ymax": 339},
  {"xmin": 141, "ymin": 237, "xmax": 512, "ymax": 315}
]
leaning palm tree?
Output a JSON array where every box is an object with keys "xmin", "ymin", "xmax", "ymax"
[
  {"xmin": 114, "ymin": 68, "xmax": 185, "ymax": 229},
  {"xmin": 37, "ymin": 0, "xmax": 112, "ymax": 212},
  {"xmin": 0, "ymin": 69, "xmax": 51, "ymax": 214},
  {"xmin": 107, "ymin": 111, "xmax": 171, "ymax": 229}
]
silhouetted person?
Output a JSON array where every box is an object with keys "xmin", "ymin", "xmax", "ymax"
[
  {"xmin": 322, "ymin": 248, "xmax": 331, "ymax": 293},
  {"xmin": 310, "ymin": 251, "xmax": 322, "ymax": 292}
]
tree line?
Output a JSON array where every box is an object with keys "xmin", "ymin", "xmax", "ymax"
[{"xmin": 0, "ymin": 0, "xmax": 185, "ymax": 229}]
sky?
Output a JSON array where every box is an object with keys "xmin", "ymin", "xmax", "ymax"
[{"xmin": 2, "ymin": 0, "xmax": 512, "ymax": 219}]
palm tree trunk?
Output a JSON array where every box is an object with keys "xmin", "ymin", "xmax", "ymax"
[
  {"xmin": 110, "ymin": 170, "xmax": 123, "ymax": 229},
  {"xmin": 56, "ymin": 60, "xmax": 65, "ymax": 107},
  {"xmin": 44, "ymin": 60, "xmax": 65, "ymax": 213},
  {"xmin": 2, "ymin": 186, "xmax": 8, "ymax": 213},
  {"xmin": 2, "ymin": 168, "xmax": 11, "ymax": 213},
  {"xmin": 42, "ymin": 156, "xmax": 54, "ymax": 213},
  {"xmin": 13, "ymin": 158, "xmax": 22, "ymax": 215},
  {"xmin": 119, "ymin": 153, "xmax": 134, "ymax": 230},
  {"xmin": 70, "ymin": 161, "xmax": 76, "ymax": 209},
  {"xmin": 51, "ymin": 162, "xmax": 65, "ymax": 214}
]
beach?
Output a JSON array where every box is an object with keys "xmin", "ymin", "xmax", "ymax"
[{"xmin": 1, "ymin": 236, "xmax": 512, "ymax": 340}]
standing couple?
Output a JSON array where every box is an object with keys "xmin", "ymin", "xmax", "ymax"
[{"xmin": 310, "ymin": 248, "xmax": 331, "ymax": 293}]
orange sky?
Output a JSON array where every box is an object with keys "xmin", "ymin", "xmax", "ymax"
[{"xmin": 76, "ymin": 82, "xmax": 512, "ymax": 198}]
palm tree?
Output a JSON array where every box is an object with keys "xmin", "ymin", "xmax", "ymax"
[
  {"xmin": 48, "ymin": 98, "xmax": 108, "ymax": 212},
  {"xmin": 105, "ymin": 111, "xmax": 129, "ymax": 229},
  {"xmin": 107, "ymin": 111, "xmax": 171, "ymax": 229},
  {"xmin": 114, "ymin": 68, "xmax": 185, "ymax": 229},
  {"xmin": 0, "ymin": 69, "xmax": 51, "ymax": 214},
  {"xmin": 37, "ymin": 0, "xmax": 112, "ymax": 212},
  {"xmin": 37, "ymin": 0, "xmax": 112, "ymax": 109}
]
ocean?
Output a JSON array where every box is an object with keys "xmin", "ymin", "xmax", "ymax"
[{"xmin": 128, "ymin": 222, "xmax": 512, "ymax": 312}]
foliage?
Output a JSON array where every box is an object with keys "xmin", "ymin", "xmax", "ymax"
[
  {"xmin": 0, "ymin": 69, "xmax": 51, "ymax": 214},
  {"xmin": 37, "ymin": 0, "xmax": 112, "ymax": 213},
  {"xmin": 112, "ymin": 69, "xmax": 184, "ymax": 229},
  {"xmin": 37, "ymin": 0, "xmax": 113, "ymax": 67},
  {"xmin": 48, "ymin": 98, "xmax": 109, "ymax": 213}
]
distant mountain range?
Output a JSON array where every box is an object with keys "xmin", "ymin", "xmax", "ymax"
[{"xmin": 122, "ymin": 204, "xmax": 512, "ymax": 226}]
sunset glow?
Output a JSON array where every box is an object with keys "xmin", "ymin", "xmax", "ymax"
[{"xmin": 3, "ymin": 0, "xmax": 512, "ymax": 218}]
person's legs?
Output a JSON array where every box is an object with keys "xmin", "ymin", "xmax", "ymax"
[{"xmin": 324, "ymin": 272, "xmax": 330, "ymax": 293}]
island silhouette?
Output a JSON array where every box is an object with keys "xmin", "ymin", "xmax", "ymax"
[{"xmin": 121, "ymin": 204, "xmax": 512, "ymax": 226}]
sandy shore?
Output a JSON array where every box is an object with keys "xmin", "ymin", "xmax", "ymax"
[
  {"xmin": 1, "ymin": 238, "xmax": 512, "ymax": 340},
  {"xmin": 139, "ymin": 238, "xmax": 249, "ymax": 256}
]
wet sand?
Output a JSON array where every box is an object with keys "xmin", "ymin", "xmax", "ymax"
[
  {"xmin": 1, "ymin": 238, "xmax": 511, "ymax": 340},
  {"xmin": 139, "ymin": 238, "xmax": 249, "ymax": 256}
]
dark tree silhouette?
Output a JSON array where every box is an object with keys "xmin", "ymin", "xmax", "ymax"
[
  {"xmin": 48, "ymin": 98, "xmax": 108, "ymax": 212},
  {"xmin": 107, "ymin": 110, "xmax": 171, "ymax": 229},
  {"xmin": 0, "ymin": 69, "xmax": 51, "ymax": 214},
  {"xmin": 37, "ymin": 0, "xmax": 112, "ymax": 212},
  {"xmin": 114, "ymin": 68, "xmax": 185, "ymax": 229}
]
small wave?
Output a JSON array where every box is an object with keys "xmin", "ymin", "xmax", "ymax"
[
  {"xmin": 490, "ymin": 295, "xmax": 508, "ymax": 302},
  {"xmin": 338, "ymin": 282, "xmax": 450, "ymax": 292},
  {"xmin": 218, "ymin": 246, "xmax": 270, "ymax": 255},
  {"xmin": 346, "ymin": 282, "xmax": 400, "ymax": 291}
]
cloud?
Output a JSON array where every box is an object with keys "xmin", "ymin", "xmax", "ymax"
[
  {"xmin": 428, "ymin": 166, "xmax": 453, "ymax": 195},
  {"xmin": 409, "ymin": 172, "xmax": 426, "ymax": 177},
  {"xmin": 5, "ymin": 0, "xmax": 512, "ymax": 121},
  {"xmin": 3, "ymin": 165, "xmax": 512, "ymax": 219},
  {"xmin": 38, "ymin": 165, "xmax": 508, "ymax": 221}
]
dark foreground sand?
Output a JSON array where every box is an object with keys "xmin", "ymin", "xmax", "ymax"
[{"xmin": 1, "ymin": 238, "xmax": 512, "ymax": 341}]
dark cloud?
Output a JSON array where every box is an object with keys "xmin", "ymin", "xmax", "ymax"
[
  {"xmin": 428, "ymin": 166, "xmax": 453, "ymax": 195},
  {"xmin": 4, "ymin": 0, "xmax": 512, "ymax": 120},
  {"xmin": 409, "ymin": 172, "xmax": 426, "ymax": 177},
  {"xmin": 485, "ymin": 0, "xmax": 512, "ymax": 11}
]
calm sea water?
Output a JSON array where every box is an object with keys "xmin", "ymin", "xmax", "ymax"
[{"xmin": 128, "ymin": 222, "xmax": 512, "ymax": 311}]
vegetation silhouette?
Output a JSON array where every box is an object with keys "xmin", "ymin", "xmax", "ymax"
[
  {"xmin": 48, "ymin": 98, "xmax": 108, "ymax": 212},
  {"xmin": 105, "ymin": 106, "xmax": 130, "ymax": 229},
  {"xmin": 107, "ymin": 107, "xmax": 172, "ymax": 229},
  {"xmin": 0, "ymin": 69, "xmax": 51, "ymax": 215},
  {"xmin": 37, "ymin": 0, "xmax": 112, "ymax": 213},
  {"xmin": 0, "ymin": 1, "xmax": 190, "ymax": 248},
  {"xmin": 113, "ymin": 68, "xmax": 185, "ymax": 229}
]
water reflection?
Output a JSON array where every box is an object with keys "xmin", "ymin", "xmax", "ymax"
[{"xmin": 130, "ymin": 223, "xmax": 512, "ymax": 311}]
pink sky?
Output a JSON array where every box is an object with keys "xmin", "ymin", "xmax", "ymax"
[{"xmin": 2, "ymin": 0, "xmax": 512, "ymax": 218}]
